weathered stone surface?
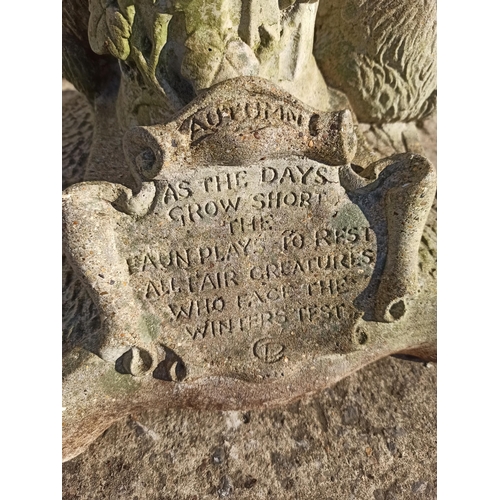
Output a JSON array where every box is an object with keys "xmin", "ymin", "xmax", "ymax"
[
  {"xmin": 62, "ymin": 82, "xmax": 436, "ymax": 496},
  {"xmin": 63, "ymin": 77, "xmax": 434, "ymax": 366},
  {"xmin": 64, "ymin": 1, "xmax": 438, "ymax": 196},
  {"xmin": 62, "ymin": 356, "xmax": 437, "ymax": 499},
  {"xmin": 62, "ymin": 80, "xmax": 95, "ymax": 190},
  {"xmin": 71, "ymin": 0, "xmax": 347, "ymax": 129},
  {"xmin": 62, "ymin": 77, "xmax": 436, "ymax": 462},
  {"xmin": 63, "ymin": 0, "xmax": 120, "ymax": 102},
  {"xmin": 62, "ymin": 0, "xmax": 437, "ymax": 485}
]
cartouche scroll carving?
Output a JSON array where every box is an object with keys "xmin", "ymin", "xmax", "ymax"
[
  {"xmin": 122, "ymin": 77, "xmax": 357, "ymax": 178},
  {"xmin": 62, "ymin": 0, "xmax": 437, "ymax": 466},
  {"xmin": 63, "ymin": 77, "xmax": 435, "ymax": 380}
]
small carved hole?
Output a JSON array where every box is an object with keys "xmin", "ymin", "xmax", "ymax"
[
  {"xmin": 135, "ymin": 148, "xmax": 156, "ymax": 173},
  {"xmin": 117, "ymin": 347, "xmax": 153, "ymax": 376},
  {"xmin": 114, "ymin": 354, "xmax": 128, "ymax": 375},
  {"xmin": 309, "ymin": 114, "xmax": 321, "ymax": 136},
  {"xmin": 152, "ymin": 360, "xmax": 169, "ymax": 381},
  {"xmin": 356, "ymin": 329, "xmax": 368, "ymax": 345},
  {"xmin": 152, "ymin": 347, "xmax": 187, "ymax": 382},
  {"xmin": 174, "ymin": 360, "xmax": 187, "ymax": 381},
  {"xmin": 389, "ymin": 300, "xmax": 406, "ymax": 321}
]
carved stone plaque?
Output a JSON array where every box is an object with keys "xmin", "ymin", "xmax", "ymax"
[{"xmin": 63, "ymin": 77, "xmax": 435, "ymax": 382}]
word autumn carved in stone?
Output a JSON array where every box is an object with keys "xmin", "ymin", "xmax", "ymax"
[{"xmin": 62, "ymin": 77, "xmax": 436, "ymax": 384}]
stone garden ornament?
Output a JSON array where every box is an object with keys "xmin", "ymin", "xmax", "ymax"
[{"xmin": 62, "ymin": 0, "xmax": 437, "ymax": 461}]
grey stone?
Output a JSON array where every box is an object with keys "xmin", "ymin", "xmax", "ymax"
[
  {"xmin": 62, "ymin": 0, "xmax": 437, "ymax": 491},
  {"xmin": 412, "ymin": 480, "xmax": 429, "ymax": 494},
  {"xmin": 64, "ymin": 77, "xmax": 365, "ymax": 365},
  {"xmin": 62, "ymin": 355, "xmax": 437, "ymax": 499},
  {"xmin": 315, "ymin": 0, "xmax": 437, "ymax": 123},
  {"xmin": 342, "ymin": 405, "xmax": 360, "ymax": 426},
  {"xmin": 62, "ymin": 77, "xmax": 436, "ymax": 462},
  {"xmin": 62, "ymin": 82, "xmax": 437, "ymax": 495}
]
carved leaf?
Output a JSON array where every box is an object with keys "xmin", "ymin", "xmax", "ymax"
[
  {"xmin": 182, "ymin": 30, "xmax": 259, "ymax": 91},
  {"xmin": 182, "ymin": 28, "xmax": 226, "ymax": 91},
  {"xmin": 213, "ymin": 39, "xmax": 260, "ymax": 85},
  {"xmin": 89, "ymin": 0, "xmax": 135, "ymax": 60}
]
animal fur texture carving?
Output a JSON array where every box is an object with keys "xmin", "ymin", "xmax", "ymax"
[{"xmin": 314, "ymin": 0, "xmax": 436, "ymax": 123}]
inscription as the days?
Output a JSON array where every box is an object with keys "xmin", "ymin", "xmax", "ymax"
[
  {"xmin": 160, "ymin": 165, "xmax": 335, "ymax": 209},
  {"xmin": 123, "ymin": 161, "xmax": 376, "ymax": 347},
  {"xmin": 153, "ymin": 165, "xmax": 339, "ymax": 229}
]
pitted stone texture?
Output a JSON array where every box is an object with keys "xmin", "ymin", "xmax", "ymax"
[
  {"xmin": 62, "ymin": 82, "xmax": 437, "ymax": 463},
  {"xmin": 62, "ymin": 356, "xmax": 437, "ymax": 499},
  {"xmin": 122, "ymin": 77, "xmax": 357, "ymax": 175},
  {"xmin": 64, "ymin": 159, "xmax": 378, "ymax": 371},
  {"xmin": 61, "ymin": 85, "xmax": 437, "ymax": 363},
  {"xmin": 63, "ymin": 78, "xmax": 435, "ymax": 375}
]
